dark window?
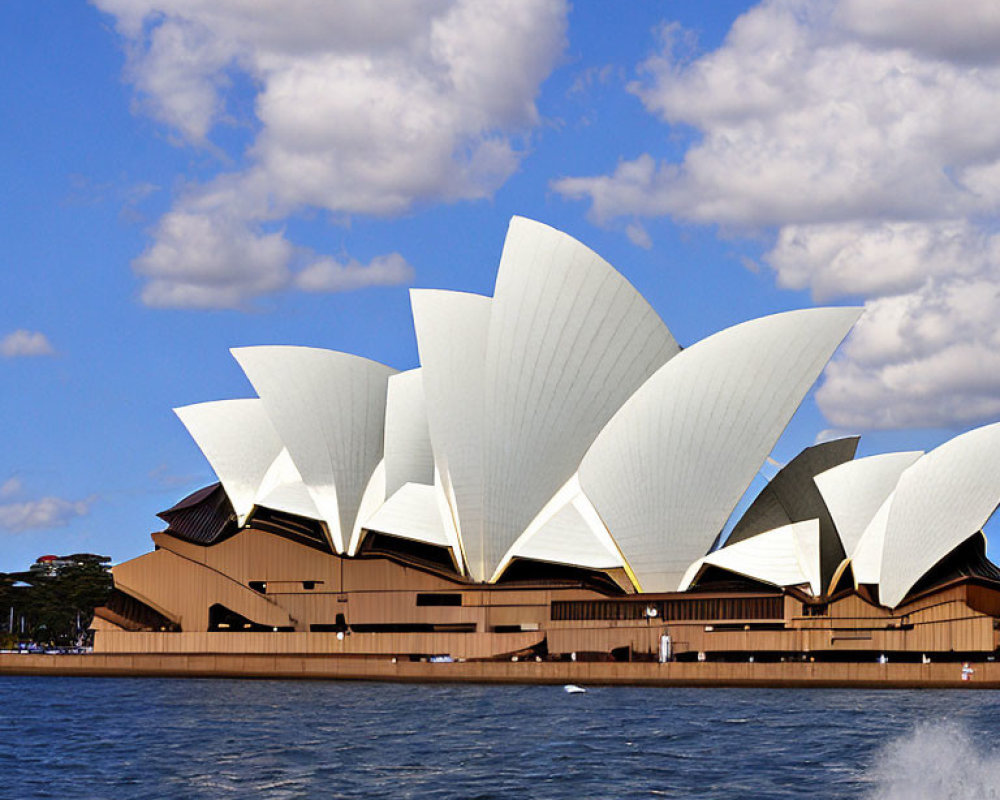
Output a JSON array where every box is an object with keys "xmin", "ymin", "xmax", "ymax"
[
  {"xmin": 350, "ymin": 622, "xmax": 476, "ymax": 633},
  {"xmin": 359, "ymin": 531, "xmax": 458, "ymax": 572},
  {"xmin": 302, "ymin": 581, "xmax": 316, "ymax": 590},
  {"xmin": 102, "ymin": 588, "xmax": 179, "ymax": 632},
  {"xmin": 248, "ymin": 507, "xmax": 332, "ymax": 553},
  {"xmin": 310, "ymin": 614, "xmax": 348, "ymax": 633},
  {"xmin": 550, "ymin": 595, "xmax": 784, "ymax": 622},
  {"xmin": 416, "ymin": 593, "xmax": 462, "ymax": 607},
  {"xmin": 208, "ymin": 604, "xmax": 293, "ymax": 632},
  {"xmin": 249, "ymin": 581, "xmax": 266, "ymax": 594}
]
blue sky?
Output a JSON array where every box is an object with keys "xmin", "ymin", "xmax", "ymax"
[{"xmin": 3, "ymin": 0, "xmax": 1000, "ymax": 570}]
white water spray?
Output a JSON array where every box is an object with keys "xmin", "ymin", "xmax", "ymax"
[{"xmin": 866, "ymin": 721, "xmax": 1000, "ymax": 800}]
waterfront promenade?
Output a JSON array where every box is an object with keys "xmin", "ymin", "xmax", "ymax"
[{"xmin": 2, "ymin": 652, "xmax": 999, "ymax": 688}]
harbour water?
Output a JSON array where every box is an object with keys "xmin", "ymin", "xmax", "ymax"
[{"xmin": 2, "ymin": 676, "xmax": 999, "ymax": 798}]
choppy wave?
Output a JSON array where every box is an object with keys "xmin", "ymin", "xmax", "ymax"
[
  {"xmin": 4, "ymin": 678, "xmax": 1000, "ymax": 798},
  {"xmin": 866, "ymin": 722, "xmax": 1000, "ymax": 800}
]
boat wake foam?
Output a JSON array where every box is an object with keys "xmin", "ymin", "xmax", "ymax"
[{"xmin": 866, "ymin": 721, "xmax": 1000, "ymax": 799}]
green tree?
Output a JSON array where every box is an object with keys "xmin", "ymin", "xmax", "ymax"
[{"xmin": 0, "ymin": 554, "xmax": 112, "ymax": 647}]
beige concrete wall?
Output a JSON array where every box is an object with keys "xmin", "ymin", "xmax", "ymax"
[
  {"xmin": 114, "ymin": 548, "xmax": 295, "ymax": 631},
  {"xmin": 94, "ymin": 630, "xmax": 543, "ymax": 660},
  {"xmin": 6, "ymin": 653, "xmax": 1000, "ymax": 689}
]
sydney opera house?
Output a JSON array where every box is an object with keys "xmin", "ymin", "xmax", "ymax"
[{"xmin": 92, "ymin": 218, "xmax": 1000, "ymax": 666}]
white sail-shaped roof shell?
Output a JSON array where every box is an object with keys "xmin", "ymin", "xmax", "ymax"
[
  {"xmin": 814, "ymin": 451, "xmax": 923, "ymax": 556},
  {"xmin": 476, "ymin": 216, "xmax": 679, "ymax": 582},
  {"xmin": 410, "ymin": 289, "xmax": 492, "ymax": 574},
  {"xmin": 231, "ymin": 346, "xmax": 396, "ymax": 553},
  {"xmin": 510, "ymin": 502, "xmax": 622, "ymax": 571},
  {"xmin": 679, "ymin": 519, "xmax": 822, "ymax": 596},
  {"xmin": 579, "ymin": 307, "xmax": 861, "ymax": 593},
  {"xmin": 349, "ymin": 459, "xmax": 386, "ymax": 554},
  {"xmin": 492, "ymin": 475, "xmax": 623, "ymax": 578},
  {"xmin": 878, "ymin": 422, "xmax": 1000, "ymax": 607},
  {"xmin": 383, "ymin": 369, "xmax": 434, "ymax": 498},
  {"xmin": 174, "ymin": 399, "xmax": 285, "ymax": 525},
  {"xmin": 363, "ymin": 482, "xmax": 453, "ymax": 550},
  {"xmin": 254, "ymin": 448, "xmax": 322, "ymax": 521},
  {"xmin": 851, "ymin": 491, "xmax": 892, "ymax": 586}
]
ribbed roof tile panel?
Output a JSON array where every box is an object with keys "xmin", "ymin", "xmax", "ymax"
[
  {"xmin": 384, "ymin": 369, "xmax": 434, "ymax": 498},
  {"xmin": 410, "ymin": 289, "xmax": 492, "ymax": 577},
  {"xmin": 497, "ymin": 477, "xmax": 624, "ymax": 574},
  {"xmin": 479, "ymin": 216, "xmax": 680, "ymax": 581},
  {"xmin": 174, "ymin": 399, "xmax": 284, "ymax": 525},
  {"xmin": 507, "ymin": 500, "xmax": 623, "ymax": 571},
  {"xmin": 724, "ymin": 436, "xmax": 859, "ymax": 590},
  {"xmin": 813, "ymin": 451, "xmax": 922, "ymax": 557},
  {"xmin": 879, "ymin": 422, "xmax": 1000, "ymax": 607},
  {"xmin": 580, "ymin": 306, "xmax": 861, "ymax": 592},
  {"xmin": 364, "ymin": 482, "xmax": 452, "ymax": 548},
  {"xmin": 851, "ymin": 492, "xmax": 892, "ymax": 586},
  {"xmin": 254, "ymin": 448, "xmax": 322, "ymax": 521},
  {"xmin": 681, "ymin": 520, "xmax": 821, "ymax": 595},
  {"xmin": 231, "ymin": 346, "xmax": 397, "ymax": 553}
]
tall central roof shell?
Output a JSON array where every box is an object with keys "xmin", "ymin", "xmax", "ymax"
[
  {"xmin": 415, "ymin": 217, "xmax": 680, "ymax": 581},
  {"xmin": 477, "ymin": 217, "xmax": 680, "ymax": 581},
  {"xmin": 410, "ymin": 289, "xmax": 492, "ymax": 574}
]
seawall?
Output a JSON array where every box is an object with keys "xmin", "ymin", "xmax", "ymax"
[{"xmin": 1, "ymin": 653, "xmax": 999, "ymax": 688}]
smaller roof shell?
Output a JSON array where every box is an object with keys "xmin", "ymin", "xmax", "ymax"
[
  {"xmin": 680, "ymin": 519, "xmax": 822, "ymax": 596},
  {"xmin": 724, "ymin": 437, "xmax": 859, "ymax": 590},
  {"xmin": 491, "ymin": 475, "xmax": 623, "ymax": 579},
  {"xmin": 254, "ymin": 448, "xmax": 322, "ymax": 521},
  {"xmin": 232, "ymin": 346, "xmax": 397, "ymax": 553},
  {"xmin": 850, "ymin": 492, "xmax": 892, "ymax": 586},
  {"xmin": 383, "ymin": 369, "xmax": 434, "ymax": 498},
  {"xmin": 363, "ymin": 482, "xmax": 453, "ymax": 550},
  {"xmin": 174, "ymin": 399, "xmax": 284, "ymax": 525},
  {"xmin": 879, "ymin": 422, "xmax": 1000, "ymax": 607},
  {"xmin": 814, "ymin": 450, "xmax": 922, "ymax": 558}
]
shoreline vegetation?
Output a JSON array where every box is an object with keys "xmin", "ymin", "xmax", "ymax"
[{"xmin": 0, "ymin": 554, "xmax": 111, "ymax": 650}]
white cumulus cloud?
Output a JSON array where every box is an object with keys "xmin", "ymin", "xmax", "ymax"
[
  {"xmin": 0, "ymin": 477, "xmax": 23, "ymax": 499},
  {"xmin": 96, "ymin": 0, "xmax": 568, "ymax": 308},
  {"xmin": 294, "ymin": 253, "xmax": 414, "ymax": 294},
  {"xmin": 0, "ymin": 496, "xmax": 92, "ymax": 533},
  {"xmin": 1, "ymin": 330, "xmax": 54, "ymax": 358},
  {"xmin": 554, "ymin": 0, "xmax": 1000, "ymax": 430}
]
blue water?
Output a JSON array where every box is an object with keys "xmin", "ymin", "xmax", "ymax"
[{"xmin": 2, "ymin": 678, "xmax": 1000, "ymax": 799}]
